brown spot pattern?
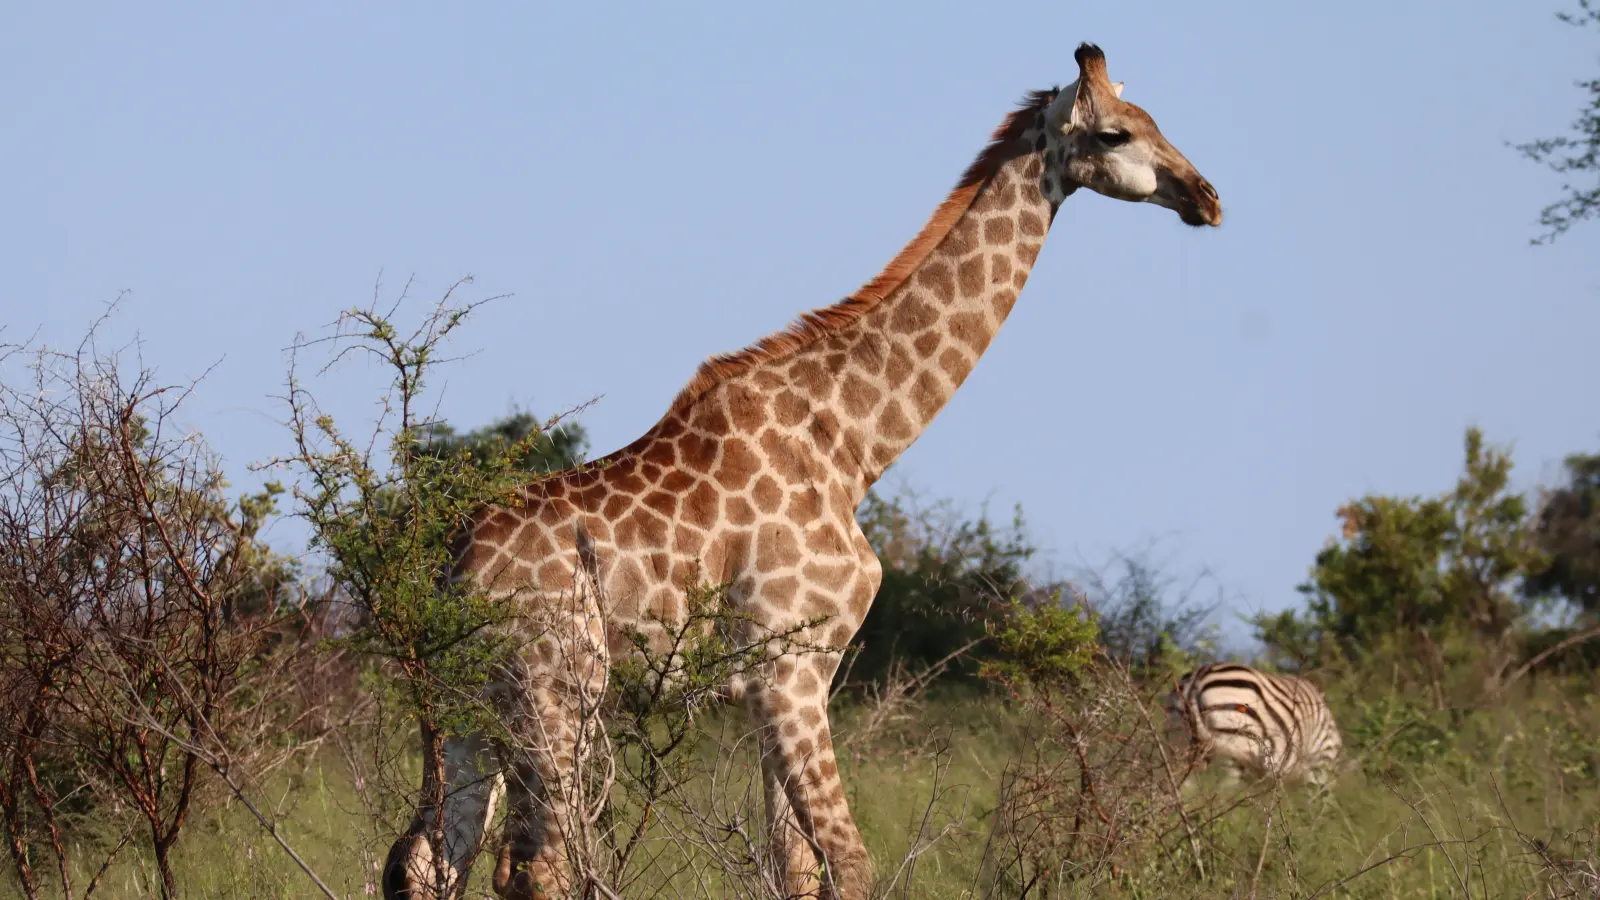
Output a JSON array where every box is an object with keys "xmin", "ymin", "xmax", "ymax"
[
  {"xmin": 682, "ymin": 482, "xmax": 719, "ymax": 529},
  {"xmin": 801, "ymin": 560, "xmax": 852, "ymax": 591},
  {"xmin": 890, "ymin": 295, "xmax": 937, "ymax": 333},
  {"xmin": 756, "ymin": 524, "xmax": 803, "ymax": 571},
  {"xmin": 840, "ymin": 373, "xmax": 881, "ymax": 417},
  {"xmin": 603, "ymin": 493, "xmax": 633, "ymax": 521},
  {"xmin": 726, "ymin": 387, "xmax": 768, "ymax": 432},
  {"xmin": 786, "ymin": 489, "xmax": 822, "ymax": 526},
  {"xmin": 944, "ymin": 217, "xmax": 979, "ymax": 255},
  {"xmin": 916, "ymin": 262, "xmax": 955, "ymax": 304},
  {"xmin": 714, "ymin": 438, "xmax": 761, "ymax": 490},
  {"xmin": 942, "ymin": 347, "xmax": 974, "ymax": 386},
  {"xmin": 790, "ymin": 358, "xmax": 830, "ymax": 401},
  {"xmin": 911, "ymin": 369, "xmax": 946, "ymax": 423},
  {"xmin": 765, "ymin": 575, "xmax": 800, "ymax": 610},
  {"xmin": 957, "ymin": 255, "xmax": 987, "ymax": 299},
  {"xmin": 801, "ymin": 590, "xmax": 840, "ymax": 618},
  {"xmin": 759, "ymin": 430, "xmax": 810, "ymax": 484},
  {"xmin": 642, "ymin": 490, "xmax": 677, "ymax": 518},
  {"xmin": 752, "ymin": 475, "xmax": 783, "ymax": 514},
  {"xmin": 726, "ymin": 496, "xmax": 757, "ymax": 526},
  {"xmin": 660, "ymin": 470, "xmax": 695, "ymax": 493},
  {"xmin": 884, "ymin": 342, "xmax": 915, "ymax": 388},
  {"xmin": 948, "ymin": 312, "xmax": 988, "ymax": 351},
  {"xmin": 877, "ymin": 400, "xmax": 914, "ymax": 440},
  {"xmin": 774, "ymin": 391, "xmax": 808, "ymax": 427},
  {"xmin": 849, "ymin": 333, "xmax": 888, "ymax": 375},
  {"xmin": 693, "ymin": 402, "xmax": 729, "ymax": 435},
  {"xmin": 990, "ymin": 253, "xmax": 1013, "ymax": 285},
  {"xmin": 427, "ymin": 103, "xmax": 1070, "ymax": 899},
  {"xmin": 679, "ymin": 432, "xmax": 718, "ymax": 473},
  {"xmin": 992, "ymin": 288, "xmax": 1019, "ymax": 317}
]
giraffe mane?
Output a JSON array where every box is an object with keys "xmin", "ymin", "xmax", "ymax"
[{"xmin": 665, "ymin": 88, "xmax": 1058, "ymax": 415}]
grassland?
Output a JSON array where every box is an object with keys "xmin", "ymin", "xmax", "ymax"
[{"xmin": 34, "ymin": 669, "xmax": 1598, "ymax": 900}]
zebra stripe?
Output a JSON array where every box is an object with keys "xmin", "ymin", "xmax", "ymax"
[{"xmin": 1166, "ymin": 663, "xmax": 1343, "ymax": 785}]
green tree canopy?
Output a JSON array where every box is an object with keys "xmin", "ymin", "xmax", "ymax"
[
  {"xmin": 1255, "ymin": 428, "xmax": 1544, "ymax": 668},
  {"xmin": 847, "ymin": 489, "xmax": 1035, "ymax": 686},
  {"xmin": 415, "ymin": 409, "xmax": 588, "ymax": 476},
  {"xmin": 1525, "ymin": 450, "xmax": 1600, "ymax": 616}
]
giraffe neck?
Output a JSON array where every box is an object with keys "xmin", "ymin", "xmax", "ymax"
[{"xmin": 843, "ymin": 127, "xmax": 1061, "ymax": 498}]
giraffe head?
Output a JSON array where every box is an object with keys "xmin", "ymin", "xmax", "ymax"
[{"xmin": 1044, "ymin": 43, "xmax": 1222, "ymax": 227}]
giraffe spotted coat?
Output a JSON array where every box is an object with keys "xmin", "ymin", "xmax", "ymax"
[{"xmin": 385, "ymin": 42, "xmax": 1222, "ymax": 900}]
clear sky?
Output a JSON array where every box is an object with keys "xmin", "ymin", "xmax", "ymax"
[{"xmin": 3, "ymin": 1, "xmax": 1596, "ymax": 643}]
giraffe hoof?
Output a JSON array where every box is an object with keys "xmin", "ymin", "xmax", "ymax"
[
  {"xmin": 496, "ymin": 871, "xmax": 561, "ymax": 900},
  {"xmin": 493, "ymin": 844, "xmax": 562, "ymax": 900},
  {"xmin": 382, "ymin": 832, "xmax": 442, "ymax": 900}
]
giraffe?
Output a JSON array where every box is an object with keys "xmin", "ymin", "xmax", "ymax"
[{"xmin": 384, "ymin": 42, "xmax": 1222, "ymax": 900}]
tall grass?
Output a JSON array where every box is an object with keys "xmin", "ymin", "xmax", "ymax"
[{"xmin": 27, "ymin": 670, "xmax": 1596, "ymax": 899}]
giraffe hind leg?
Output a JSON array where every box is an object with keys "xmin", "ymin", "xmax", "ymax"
[
  {"xmin": 494, "ymin": 577, "xmax": 610, "ymax": 898},
  {"xmin": 493, "ymin": 732, "xmax": 570, "ymax": 900},
  {"xmin": 493, "ymin": 687, "xmax": 606, "ymax": 898}
]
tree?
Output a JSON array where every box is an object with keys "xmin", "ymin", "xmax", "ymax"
[
  {"xmin": 1516, "ymin": 0, "xmax": 1600, "ymax": 243},
  {"xmin": 845, "ymin": 488, "xmax": 1036, "ymax": 687},
  {"xmin": 1076, "ymin": 548, "xmax": 1221, "ymax": 676},
  {"xmin": 1254, "ymin": 428, "xmax": 1544, "ymax": 675},
  {"xmin": 315, "ymin": 409, "xmax": 587, "ymax": 647},
  {"xmin": 414, "ymin": 409, "xmax": 587, "ymax": 477},
  {"xmin": 271, "ymin": 282, "xmax": 604, "ymax": 898},
  {"xmin": 1525, "ymin": 451, "xmax": 1600, "ymax": 616},
  {"xmin": 0, "ymin": 315, "xmax": 297, "ymax": 899}
]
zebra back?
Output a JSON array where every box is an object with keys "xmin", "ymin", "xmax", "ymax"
[{"xmin": 1168, "ymin": 662, "xmax": 1342, "ymax": 783}]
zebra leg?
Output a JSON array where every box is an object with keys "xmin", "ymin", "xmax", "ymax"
[
  {"xmin": 1174, "ymin": 737, "xmax": 1212, "ymax": 798},
  {"xmin": 1217, "ymin": 761, "xmax": 1244, "ymax": 791}
]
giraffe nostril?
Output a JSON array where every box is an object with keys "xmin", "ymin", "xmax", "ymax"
[{"xmin": 1199, "ymin": 180, "xmax": 1218, "ymax": 201}]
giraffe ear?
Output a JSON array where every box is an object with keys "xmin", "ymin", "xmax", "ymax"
[
  {"xmin": 1111, "ymin": 81, "xmax": 1125, "ymax": 99},
  {"xmin": 1046, "ymin": 78, "xmax": 1099, "ymax": 131},
  {"xmin": 1046, "ymin": 80, "xmax": 1077, "ymax": 130}
]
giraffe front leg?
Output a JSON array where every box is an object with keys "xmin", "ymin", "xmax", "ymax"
[
  {"xmin": 762, "ymin": 763, "xmax": 821, "ymax": 897},
  {"xmin": 748, "ymin": 652, "xmax": 872, "ymax": 900},
  {"xmin": 383, "ymin": 729, "xmax": 504, "ymax": 900}
]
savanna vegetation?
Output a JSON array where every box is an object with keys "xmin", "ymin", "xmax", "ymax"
[
  {"xmin": 2, "ymin": 282, "xmax": 1596, "ymax": 900},
  {"xmin": 3, "ymin": 4, "xmax": 1599, "ymax": 898}
]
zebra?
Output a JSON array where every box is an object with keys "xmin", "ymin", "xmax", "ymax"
[{"xmin": 1165, "ymin": 662, "xmax": 1343, "ymax": 788}]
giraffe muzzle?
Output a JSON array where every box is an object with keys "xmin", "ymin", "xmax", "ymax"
[{"xmin": 1157, "ymin": 168, "xmax": 1222, "ymax": 227}]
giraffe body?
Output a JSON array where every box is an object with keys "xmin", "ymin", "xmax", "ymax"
[{"xmin": 385, "ymin": 43, "xmax": 1221, "ymax": 900}]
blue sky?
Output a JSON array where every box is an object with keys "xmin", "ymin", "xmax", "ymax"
[{"xmin": 3, "ymin": 1, "xmax": 1595, "ymax": 642}]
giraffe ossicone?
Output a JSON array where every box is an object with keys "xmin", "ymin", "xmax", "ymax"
[{"xmin": 384, "ymin": 41, "xmax": 1220, "ymax": 900}]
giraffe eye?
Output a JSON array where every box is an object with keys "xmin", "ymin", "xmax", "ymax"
[{"xmin": 1096, "ymin": 130, "xmax": 1132, "ymax": 147}]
